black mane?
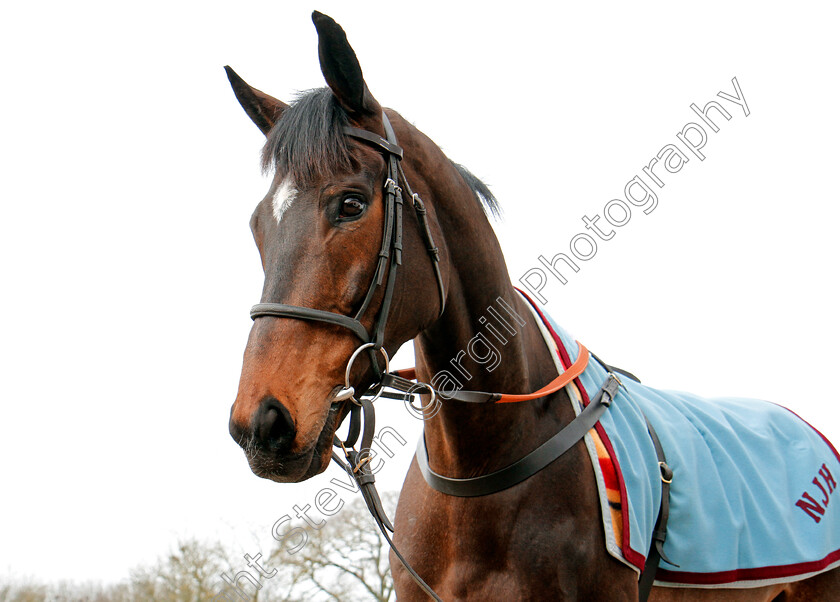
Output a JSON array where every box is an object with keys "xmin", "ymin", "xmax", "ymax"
[
  {"xmin": 453, "ymin": 162, "xmax": 501, "ymax": 219},
  {"xmin": 261, "ymin": 87, "xmax": 500, "ymax": 219}
]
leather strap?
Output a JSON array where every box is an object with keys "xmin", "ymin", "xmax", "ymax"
[
  {"xmin": 331, "ymin": 401, "xmax": 442, "ymax": 602},
  {"xmin": 250, "ymin": 303, "xmax": 370, "ymax": 341},
  {"xmin": 591, "ymin": 352, "xmax": 641, "ymax": 384},
  {"xmin": 638, "ymin": 415, "xmax": 676, "ymax": 601},
  {"xmin": 342, "ymin": 125, "xmax": 404, "ymax": 158},
  {"xmin": 495, "ymin": 343, "xmax": 589, "ymax": 403},
  {"xmin": 395, "ymin": 161, "xmax": 446, "ymax": 317},
  {"xmin": 415, "ymin": 373, "xmax": 621, "ymax": 497},
  {"xmin": 389, "ymin": 342, "xmax": 590, "ymax": 405}
]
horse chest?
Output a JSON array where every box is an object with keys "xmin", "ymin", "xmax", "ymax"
[{"xmin": 393, "ymin": 461, "xmax": 636, "ymax": 600}]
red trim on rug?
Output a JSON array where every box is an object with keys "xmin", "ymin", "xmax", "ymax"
[
  {"xmin": 517, "ymin": 290, "xmax": 646, "ymax": 572},
  {"xmin": 657, "ymin": 548, "xmax": 840, "ymax": 585},
  {"xmin": 776, "ymin": 404, "xmax": 840, "ymax": 466},
  {"xmin": 594, "ymin": 420, "xmax": 647, "ymax": 572}
]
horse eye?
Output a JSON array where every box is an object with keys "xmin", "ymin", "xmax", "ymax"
[{"xmin": 339, "ymin": 196, "xmax": 366, "ymax": 219}]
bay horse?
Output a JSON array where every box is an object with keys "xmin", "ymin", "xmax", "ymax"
[{"xmin": 226, "ymin": 11, "xmax": 840, "ymax": 601}]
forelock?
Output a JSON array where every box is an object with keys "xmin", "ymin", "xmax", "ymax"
[{"xmin": 261, "ymin": 88, "xmax": 353, "ymax": 183}]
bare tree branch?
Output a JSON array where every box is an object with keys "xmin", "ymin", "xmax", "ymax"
[{"xmin": 268, "ymin": 491, "xmax": 398, "ymax": 601}]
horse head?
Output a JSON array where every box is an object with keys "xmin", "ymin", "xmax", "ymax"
[{"xmin": 226, "ymin": 12, "xmax": 463, "ymax": 483}]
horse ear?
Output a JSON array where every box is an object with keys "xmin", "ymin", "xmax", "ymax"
[
  {"xmin": 224, "ymin": 66, "xmax": 289, "ymax": 136},
  {"xmin": 312, "ymin": 11, "xmax": 380, "ymax": 117}
]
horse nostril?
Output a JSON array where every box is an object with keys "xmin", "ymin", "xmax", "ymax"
[{"xmin": 253, "ymin": 397, "xmax": 296, "ymax": 452}]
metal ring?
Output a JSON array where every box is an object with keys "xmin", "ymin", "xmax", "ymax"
[
  {"xmin": 406, "ymin": 382, "xmax": 437, "ymax": 413},
  {"xmin": 344, "ymin": 343, "xmax": 390, "ymax": 404}
]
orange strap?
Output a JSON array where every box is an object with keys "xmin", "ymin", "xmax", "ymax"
[
  {"xmin": 393, "ymin": 367, "xmax": 418, "ymax": 380},
  {"xmin": 392, "ymin": 341, "xmax": 590, "ymax": 404},
  {"xmin": 496, "ymin": 342, "xmax": 589, "ymax": 403}
]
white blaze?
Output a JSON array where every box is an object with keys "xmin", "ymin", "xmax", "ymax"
[{"xmin": 272, "ymin": 177, "xmax": 298, "ymax": 223}]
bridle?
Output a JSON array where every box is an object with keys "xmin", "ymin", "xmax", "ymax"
[
  {"xmin": 249, "ymin": 111, "xmax": 447, "ymax": 465},
  {"xmin": 251, "ymin": 112, "xmax": 446, "ymax": 389},
  {"xmin": 246, "ymin": 113, "xmax": 657, "ymax": 601},
  {"xmin": 250, "ymin": 112, "xmax": 449, "ymax": 599}
]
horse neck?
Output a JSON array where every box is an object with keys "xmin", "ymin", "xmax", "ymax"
[{"xmin": 411, "ymin": 169, "xmax": 577, "ymax": 478}]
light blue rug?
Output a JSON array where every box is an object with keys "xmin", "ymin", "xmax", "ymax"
[{"xmin": 535, "ymin": 302, "xmax": 840, "ymax": 587}]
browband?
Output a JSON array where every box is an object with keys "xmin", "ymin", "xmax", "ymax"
[{"xmin": 343, "ymin": 126, "xmax": 404, "ymax": 158}]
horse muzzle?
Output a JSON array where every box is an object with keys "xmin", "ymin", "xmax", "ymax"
[{"xmin": 228, "ymin": 389, "xmax": 346, "ymax": 483}]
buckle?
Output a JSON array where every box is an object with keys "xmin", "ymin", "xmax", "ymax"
[
  {"xmin": 658, "ymin": 461, "xmax": 673, "ymax": 484},
  {"xmin": 601, "ymin": 373, "xmax": 622, "ymax": 406},
  {"xmin": 385, "ymin": 178, "xmax": 401, "ymax": 194}
]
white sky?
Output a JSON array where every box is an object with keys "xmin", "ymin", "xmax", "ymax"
[{"xmin": 2, "ymin": 0, "xmax": 839, "ymax": 586}]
